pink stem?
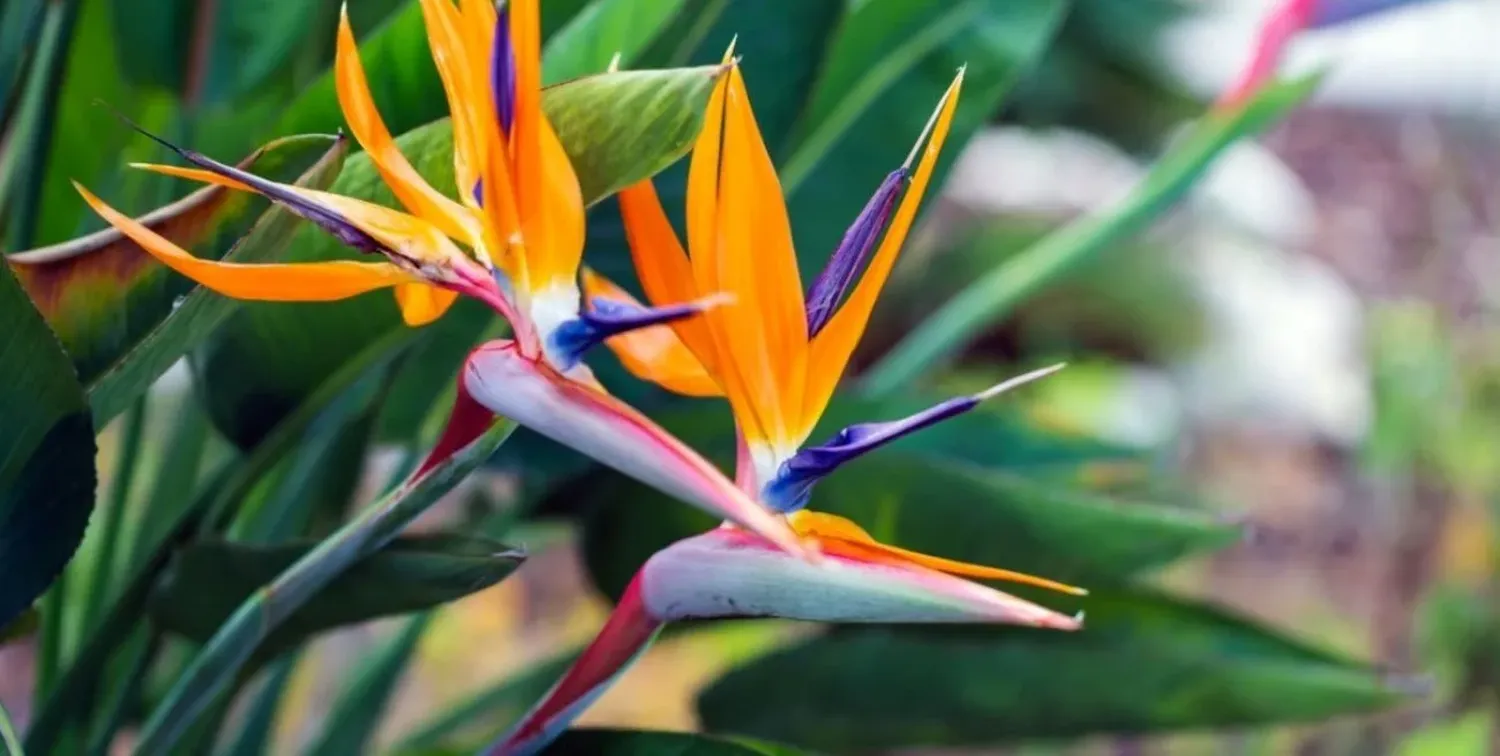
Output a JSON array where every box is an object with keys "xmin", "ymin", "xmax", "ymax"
[
  {"xmin": 488, "ymin": 574, "xmax": 664, "ymax": 756},
  {"xmin": 412, "ymin": 380, "xmax": 496, "ymax": 479},
  {"xmin": 1217, "ymin": 0, "xmax": 1318, "ymax": 109}
]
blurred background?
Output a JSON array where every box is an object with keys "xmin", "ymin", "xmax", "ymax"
[{"xmin": 5, "ymin": 0, "xmax": 1500, "ymax": 753}]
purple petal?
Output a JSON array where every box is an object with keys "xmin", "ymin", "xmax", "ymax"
[
  {"xmin": 492, "ymin": 6, "xmax": 516, "ymax": 135},
  {"xmin": 1309, "ymin": 0, "xmax": 1441, "ymax": 27},
  {"xmin": 547, "ymin": 295, "xmax": 711, "ymax": 371},
  {"xmin": 762, "ymin": 364, "xmax": 1066, "ymax": 512},
  {"xmin": 639, "ymin": 529, "xmax": 1082, "ymax": 628},
  {"xmin": 805, "ymin": 168, "xmax": 905, "ymax": 338},
  {"xmin": 126, "ymin": 121, "xmax": 385, "ymax": 255}
]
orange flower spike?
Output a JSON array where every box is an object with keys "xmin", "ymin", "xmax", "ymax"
[
  {"xmin": 714, "ymin": 64, "xmax": 808, "ymax": 447},
  {"xmin": 801, "ymin": 69, "xmax": 963, "ymax": 439},
  {"xmin": 75, "ymin": 183, "xmax": 411, "ymax": 301},
  {"xmin": 334, "ymin": 6, "xmax": 477, "ymax": 248},
  {"xmin": 789, "ymin": 510, "xmax": 1087, "ymax": 596}
]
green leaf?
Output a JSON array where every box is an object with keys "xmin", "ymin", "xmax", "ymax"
[
  {"xmin": 9, "ymin": 134, "xmax": 346, "ymax": 425},
  {"xmin": 697, "ymin": 589, "xmax": 1416, "ymax": 749},
  {"xmin": 149, "ymin": 534, "xmax": 521, "ymax": 655},
  {"xmin": 307, "ymin": 613, "xmax": 433, "ymax": 756},
  {"xmin": 544, "ymin": 66, "xmax": 723, "ymax": 204},
  {"xmin": 108, "ymin": 0, "xmax": 327, "ymax": 104},
  {"xmin": 393, "ymin": 645, "xmax": 582, "ymax": 752},
  {"xmin": 543, "ymin": 0, "xmax": 688, "ymax": 83},
  {"xmin": 0, "ymin": 252, "xmax": 96, "ymax": 631},
  {"xmin": 202, "ymin": 67, "xmax": 726, "ymax": 448},
  {"xmin": 783, "ymin": 0, "xmax": 1066, "ymax": 194},
  {"xmin": 862, "ymin": 76, "xmax": 1321, "ymax": 394},
  {"xmin": 134, "ymin": 418, "xmax": 516, "ymax": 754},
  {"xmin": 218, "ymin": 652, "xmax": 302, "ymax": 756},
  {"xmin": 579, "ymin": 448, "xmax": 1235, "ymax": 603},
  {"xmin": 540, "ymin": 729, "xmax": 810, "ymax": 756}
]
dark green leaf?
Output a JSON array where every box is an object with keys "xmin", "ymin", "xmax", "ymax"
[
  {"xmin": 863, "ymin": 75, "xmax": 1321, "ymax": 393},
  {"xmin": 149, "ymin": 533, "xmax": 523, "ymax": 654},
  {"xmin": 394, "ymin": 646, "xmax": 582, "ymax": 752},
  {"xmin": 778, "ymin": 0, "xmax": 1070, "ymax": 291},
  {"xmin": 543, "ymin": 0, "xmax": 688, "ymax": 83},
  {"xmin": 307, "ymin": 614, "xmax": 433, "ymax": 756},
  {"xmin": 135, "ymin": 418, "xmax": 516, "ymax": 753},
  {"xmin": 697, "ymin": 590, "xmax": 1416, "ymax": 748},
  {"xmin": 541, "ymin": 729, "xmax": 810, "ymax": 756},
  {"xmin": 0, "ymin": 254, "xmax": 95, "ymax": 630},
  {"xmin": 218, "ymin": 652, "xmax": 302, "ymax": 756}
]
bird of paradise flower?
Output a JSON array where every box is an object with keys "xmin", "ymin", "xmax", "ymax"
[
  {"xmin": 490, "ymin": 54, "xmax": 1085, "ymax": 756},
  {"xmin": 72, "ymin": 0, "xmax": 808, "ymax": 557}
]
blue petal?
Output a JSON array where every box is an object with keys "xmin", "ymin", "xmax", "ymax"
[
  {"xmin": 492, "ymin": 6, "xmax": 516, "ymax": 135},
  {"xmin": 762, "ymin": 364, "xmax": 1066, "ymax": 512},
  {"xmin": 804, "ymin": 168, "xmax": 906, "ymax": 338},
  {"xmin": 1310, "ymin": 0, "xmax": 1440, "ymax": 27},
  {"xmin": 548, "ymin": 296, "xmax": 708, "ymax": 371}
]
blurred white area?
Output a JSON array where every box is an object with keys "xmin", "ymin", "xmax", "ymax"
[{"xmin": 1166, "ymin": 0, "xmax": 1500, "ymax": 116}]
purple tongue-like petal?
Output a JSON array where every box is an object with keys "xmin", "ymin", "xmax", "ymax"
[
  {"xmin": 124, "ymin": 120, "xmax": 385, "ymax": 255},
  {"xmin": 492, "ymin": 6, "xmax": 516, "ymax": 135},
  {"xmin": 805, "ymin": 168, "xmax": 906, "ymax": 338},
  {"xmin": 1309, "ymin": 0, "xmax": 1438, "ymax": 27},
  {"xmin": 762, "ymin": 364, "xmax": 1066, "ymax": 512},
  {"xmin": 548, "ymin": 296, "xmax": 719, "ymax": 372}
]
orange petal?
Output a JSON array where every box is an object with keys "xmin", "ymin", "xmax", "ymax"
[
  {"xmin": 336, "ymin": 8, "xmax": 479, "ymax": 246},
  {"xmin": 395, "ymin": 282, "xmax": 460, "ymax": 325},
  {"xmin": 617, "ymin": 180, "xmax": 719, "ymax": 373},
  {"xmin": 580, "ymin": 268, "xmax": 720, "ymax": 397},
  {"xmin": 528, "ymin": 111, "xmax": 586, "ymax": 291},
  {"xmin": 698, "ymin": 65, "xmax": 807, "ymax": 448},
  {"xmin": 134, "ymin": 162, "xmax": 473, "ymax": 276},
  {"xmin": 75, "ymin": 182, "xmax": 412, "ymax": 301},
  {"xmin": 790, "ymin": 510, "xmax": 1086, "ymax": 596},
  {"xmin": 803, "ymin": 71, "xmax": 962, "ymax": 438},
  {"xmin": 418, "ymin": 0, "xmax": 488, "ymax": 208}
]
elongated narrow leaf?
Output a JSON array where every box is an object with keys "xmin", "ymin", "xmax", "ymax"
[
  {"xmin": 203, "ymin": 67, "xmax": 725, "ymax": 447},
  {"xmin": 863, "ymin": 76, "xmax": 1320, "ymax": 393},
  {"xmin": 308, "ymin": 613, "xmax": 433, "ymax": 756},
  {"xmin": 0, "ymin": 257, "xmax": 95, "ymax": 630},
  {"xmin": 698, "ymin": 589, "xmax": 1415, "ymax": 749},
  {"xmin": 546, "ymin": 729, "xmax": 810, "ymax": 756},
  {"xmin": 783, "ymin": 0, "xmax": 1067, "ymax": 215},
  {"xmin": 149, "ymin": 534, "xmax": 521, "ymax": 656},
  {"xmin": 543, "ymin": 0, "xmax": 688, "ymax": 83},
  {"xmin": 135, "ymin": 419, "xmax": 517, "ymax": 754},
  {"xmin": 394, "ymin": 646, "xmax": 582, "ymax": 752},
  {"xmin": 220, "ymin": 652, "xmax": 303, "ymax": 756},
  {"xmin": 27, "ymin": 337, "xmax": 407, "ymax": 754},
  {"xmin": 9, "ymin": 134, "xmax": 346, "ymax": 425}
]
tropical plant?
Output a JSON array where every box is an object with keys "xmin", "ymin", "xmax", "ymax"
[{"xmin": 0, "ymin": 0, "xmax": 1443, "ymax": 754}]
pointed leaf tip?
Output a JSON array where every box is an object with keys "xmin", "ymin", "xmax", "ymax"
[{"xmin": 975, "ymin": 362, "xmax": 1065, "ymax": 401}]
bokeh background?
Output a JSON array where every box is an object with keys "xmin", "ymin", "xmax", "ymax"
[{"xmin": 5, "ymin": 0, "xmax": 1500, "ymax": 753}]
